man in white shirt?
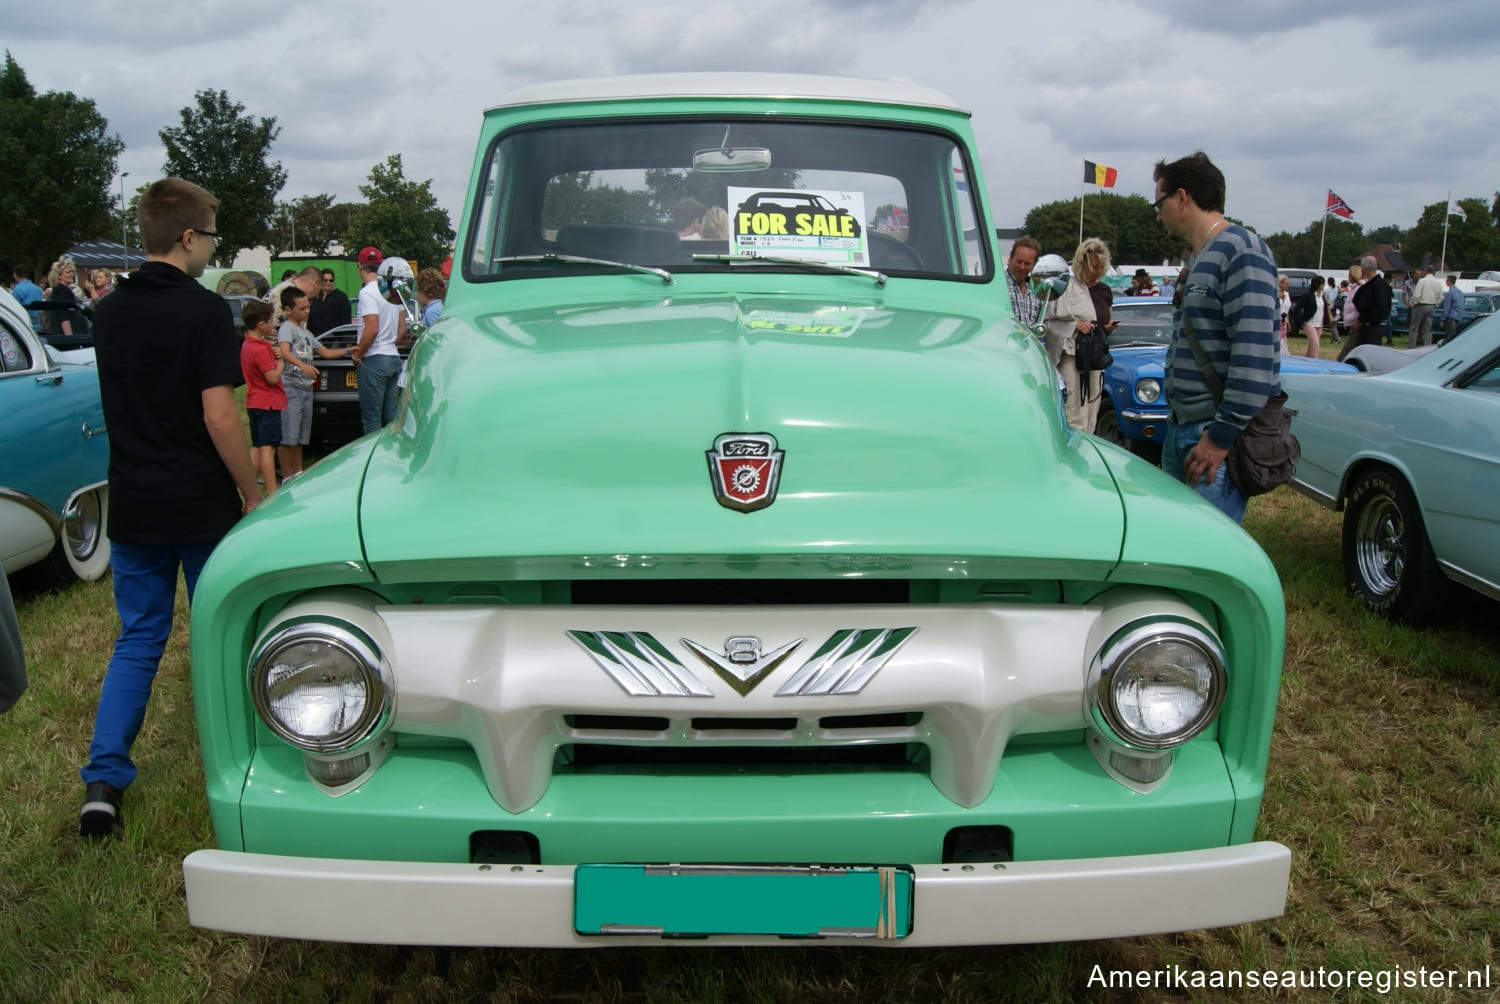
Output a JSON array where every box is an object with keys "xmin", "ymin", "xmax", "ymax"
[
  {"xmin": 1409, "ymin": 267, "xmax": 1445, "ymax": 347},
  {"xmin": 350, "ymin": 246, "xmax": 407, "ymax": 434}
]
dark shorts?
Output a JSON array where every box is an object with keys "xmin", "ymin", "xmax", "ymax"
[{"xmin": 248, "ymin": 408, "xmax": 283, "ymax": 447}]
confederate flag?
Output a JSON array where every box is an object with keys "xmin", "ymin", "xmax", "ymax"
[{"xmin": 1326, "ymin": 190, "xmax": 1355, "ymax": 219}]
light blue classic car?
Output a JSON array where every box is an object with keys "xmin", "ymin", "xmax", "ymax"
[
  {"xmin": 1095, "ymin": 296, "xmax": 1356, "ymax": 461},
  {"xmin": 0, "ymin": 286, "xmax": 110, "ymax": 583},
  {"xmin": 1280, "ymin": 313, "xmax": 1500, "ymax": 623}
]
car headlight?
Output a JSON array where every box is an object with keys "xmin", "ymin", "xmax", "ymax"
[
  {"xmin": 1089, "ymin": 620, "xmax": 1225, "ymax": 750},
  {"xmin": 1133, "ymin": 377, "xmax": 1161, "ymax": 404},
  {"xmin": 250, "ymin": 621, "xmax": 391, "ymax": 752}
]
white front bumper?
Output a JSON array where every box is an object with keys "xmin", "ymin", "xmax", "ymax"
[{"xmin": 184, "ymin": 842, "xmax": 1290, "ymax": 947}]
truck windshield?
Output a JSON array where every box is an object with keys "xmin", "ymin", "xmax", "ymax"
[{"xmin": 465, "ymin": 118, "xmax": 988, "ymax": 282}]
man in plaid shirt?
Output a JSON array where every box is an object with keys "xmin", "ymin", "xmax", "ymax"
[{"xmin": 1005, "ymin": 236, "xmax": 1042, "ymax": 330}]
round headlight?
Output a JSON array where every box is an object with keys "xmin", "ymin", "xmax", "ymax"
[
  {"xmin": 1134, "ymin": 377, "xmax": 1161, "ymax": 404},
  {"xmin": 1091, "ymin": 622, "xmax": 1225, "ymax": 750},
  {"xmin": 250, "ymin": 623, "xmax": 390, "ymax": 752}
]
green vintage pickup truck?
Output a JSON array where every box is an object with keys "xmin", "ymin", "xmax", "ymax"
[{"xmin": 183, "ymin": 73, "xmax": 1290, "ymax": 946}]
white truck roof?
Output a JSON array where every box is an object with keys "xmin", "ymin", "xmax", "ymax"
[{"xmin": 489, "ymin": 73, "xmax": 965, "ymax": 115}]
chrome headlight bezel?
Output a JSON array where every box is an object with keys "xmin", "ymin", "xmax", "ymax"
[
  {"xmin": 1133, "ymin": 377, "xmax": 1162, "ymax": 404},
  {"xmin": 249, "ymin": 619, "xmax": 393, "ymax": 753},
  {"xmin": 1088, "ymin": 619, "xmax": 1226, "ymax": 751}
]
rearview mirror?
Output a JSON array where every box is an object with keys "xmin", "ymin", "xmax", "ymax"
[{"xmin": 692, "ymin": 147, "xmax": 772, "ymax": 173}]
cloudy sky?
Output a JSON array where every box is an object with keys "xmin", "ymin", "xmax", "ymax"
[{"xmin": 6, "ymin": 0, "xmax": 1497, "ymax": 254}]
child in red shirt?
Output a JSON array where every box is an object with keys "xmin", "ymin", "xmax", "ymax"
[{"xmin": 239, "ymin": 300, "xmax": 286, "ymax": 492}]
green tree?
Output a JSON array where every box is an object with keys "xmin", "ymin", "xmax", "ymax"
[
  {"xmin": 344, "ymin": 155, "xmax": 454, "ymax": 270},
  {"xmin": 1022, "ymin": 192, "xmax": 1185, "ymax": 264},
  {"xmin": 0, "ymin": 52, "xmax": 124, "ymax": 274},
  {"xmin": 641, "ymin": 167, "xmax": 802, "ymax": 225},
  {"xmin": 159, "ymin": 89, "xmax": 287, "ymax": 267},
  {"xmin": 1364, "ymin": 224, "xmax": 1406, "ymax": 248},
  {"xmin": 106, "ymin": 184, "xmax": 146, "ymax": 255},
  {"xmin": 1403, "ymin": 198, "xmax": 1496, "ymax": 272},
  {"xmin": 1261, "ymin": 217, "xmax": 1366, "ymax": 270},
  {"xmin": 267, "ymin": 193, "xmax": 346, "ymax": 256},
  {"xmin": 540, "ymin": 171, "xmax": 657, "ymax": 229}
]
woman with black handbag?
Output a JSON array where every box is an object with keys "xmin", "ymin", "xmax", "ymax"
[{"xmin": 1041, "ymin": 237, "xmax": 1113, "ymax": 433}]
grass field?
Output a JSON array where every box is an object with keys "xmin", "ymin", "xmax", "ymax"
[{"xmin": 2, "ymin": 488, "xmax": 1497, "ymax": 1003}]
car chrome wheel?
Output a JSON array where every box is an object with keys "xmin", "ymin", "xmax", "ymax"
[
  {"xmin": 1341, "ymin": 468, "xmax": 1442, "ymax": 623},
  {"xmin": 64, "ymin": 489, "xmax": 103, "ymax": 562},
  {"xmin": 58, "ymin": 485, "xmax": 111, "ymax": 582},
  {"xmin": 1352, "ymin": 492, "xmax": 1404, "ymax": 595}
]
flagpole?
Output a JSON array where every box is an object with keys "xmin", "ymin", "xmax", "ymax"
[
  {"xmin": 1440, "ymin": 188, "xmax": 1450, "ymax": 272},
  {"xmin": 1318, "ymin": 207, "xmax": 1327, "ymax": 271},
  {"xmin": 1078, "ymin": 176, "xmax": 1085, "ymax": 246}
]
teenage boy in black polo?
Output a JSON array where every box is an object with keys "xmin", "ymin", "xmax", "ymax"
[{"xmin": 79, "ymin": 177, "xmax": 262, "ymax": 838}]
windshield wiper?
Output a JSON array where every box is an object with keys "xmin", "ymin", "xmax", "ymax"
[
  {"xmin": 691, "ymin": 252, "xmax": 887, "ymax": 287},
  {"xmin": 493, "ymin": 253, "xmax": 673, "ymax": 285}
]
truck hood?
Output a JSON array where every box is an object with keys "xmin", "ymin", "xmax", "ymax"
[{"xmin": 356, "ymin": 291, "xmax": 1127, "ymax": 579}]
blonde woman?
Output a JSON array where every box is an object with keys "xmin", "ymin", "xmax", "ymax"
[
  {"xmin": 1276, "ymin": 275, "xmax": 1292, "ymax": 352},
  {"xmin": 1042, "ymin": 237, "xmax": 1110, "ymax": 432},
  {"xmin": 1337, "ymin": 264, "xmax": 1363, "ymax": 361},
  {"xmin": 698, "ymin": 206, "xmax": 729, "ymax": 240},
  {"xmin": 43, "ymin": 258, "xmax": 82, "ymax": 336},
  {"xmin": 88, "ymin": 268, "xmax": 114, "ymax": 303}
]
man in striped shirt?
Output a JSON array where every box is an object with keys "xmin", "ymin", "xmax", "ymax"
[{"xmin": 1152, "ymin": 152, "xmax": 1280, "ymax": 524}]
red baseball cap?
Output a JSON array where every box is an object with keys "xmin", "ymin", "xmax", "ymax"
[{"xmin": 357, "ymin": 246, "xmax": 384, "ymax": 266}]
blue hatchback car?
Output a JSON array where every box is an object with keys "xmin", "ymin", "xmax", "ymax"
[
  {"xmin": 1096, "ymin": 296, "xmax": 1356, "ymax": 460},
  {"xmin": 0, "ymin": 286, "xmax": 110, "ymax": 583}
]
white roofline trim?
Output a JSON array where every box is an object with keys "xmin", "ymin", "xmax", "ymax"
[{"xmin": 486, "ymin": 73, "xmax": 967, "ymax": 116}]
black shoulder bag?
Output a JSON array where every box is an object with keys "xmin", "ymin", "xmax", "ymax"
[
  {"xmin": 1074, "ymin": 322, "xmax": 1113, "ymax": 374},
  {"xmin": 1181, "ymin": 318, "xmax": 1300, "ymax": 497}
]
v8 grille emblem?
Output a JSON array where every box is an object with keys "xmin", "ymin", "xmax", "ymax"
[{"xmin": 682, "ymin": 636, "xmax": 804, "ymax": 696}]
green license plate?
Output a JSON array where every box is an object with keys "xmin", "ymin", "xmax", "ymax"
[
  {"xmin": 574, "ymin": 864, "xmax": 912, "ymax": 939},
  {"xmin": 344, "ymin": 369, "xmax": 358, "ymax": 388}
]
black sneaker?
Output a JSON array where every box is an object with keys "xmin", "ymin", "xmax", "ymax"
[{"xmin": 79, "ymin": 781, "xmax": 124, "ymax": 838}]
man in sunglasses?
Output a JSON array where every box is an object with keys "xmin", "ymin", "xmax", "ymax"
[
  {"xmin": 79, "ymin": 177, "xmax": 262, "ymax": 839},
  {"xmin": 309, "ymin": 267, "xmax": 352, "ymax": 335}
]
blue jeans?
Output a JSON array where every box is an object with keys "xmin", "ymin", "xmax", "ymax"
[
  {"xmin": 358, "ymin": 353, "xmax": 402, "ymax": 434},
  {"xmin": 1162, "ymin": 419, "xmax": 1247, "ymax": 524},
  {"xmin": 81, "ymin": 540, "xmax": 217, "ymax": 790}
]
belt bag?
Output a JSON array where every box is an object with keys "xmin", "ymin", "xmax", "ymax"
[{"xmin": 1182, "ymin": 319, "xmax": 1300, "ymax": 497}]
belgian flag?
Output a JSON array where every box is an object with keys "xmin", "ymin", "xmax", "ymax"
[{"xmin": 1084, "ymin": 161, "xmax": 1118, "ymax": 188}]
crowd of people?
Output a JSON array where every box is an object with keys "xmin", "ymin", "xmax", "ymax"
[
  {"xmin": 1003, "ymin": 152, "xmax": 1481, "ymax": 526},
  {"xmin": 7, "ymin": 259, "xmax": 120, "ymax": 336},
  {"xmin": 4, "ymin": 242, "xmax": 449, "ymax": 498}
]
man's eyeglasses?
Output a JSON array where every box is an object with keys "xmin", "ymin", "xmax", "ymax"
[
  {"xmin": 1151, "ymin": 191, "xmax": 1177, "ymax": 213},
  {"xmin": 189, "ymin": 227, "xmax": 221, "ymax": 245}
]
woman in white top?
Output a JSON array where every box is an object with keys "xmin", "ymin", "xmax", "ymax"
[
  {"xmin": 1042, "ymin": 237, "xmax": 1109, "ymax": 433},
  {"xmin": 1276, "ymin": 275, "xmax": 1292, "ymax": 352},
  {"xmin": 1300, "ymin": 275, "xmax": 1326, "ymax": 358}
]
